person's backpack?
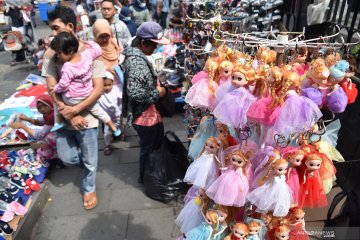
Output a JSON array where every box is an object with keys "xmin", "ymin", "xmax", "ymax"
[
  {"xmin": 323, "ymin": 161, "xmax": 360, "ymax": 239},
  {"xmin": 144, "ymin": 131, "xmax": 190, "ymax": 203}
]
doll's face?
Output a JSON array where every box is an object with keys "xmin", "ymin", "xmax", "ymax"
[
  {"xmin": 198, "ymin": 188, "xmax": 207, "ymax": 200},
  {"xmin": 275, "ymin": 163, "xmax": 288, "ymax": 176},
  {"xmin": 205, "ymin": 140, "xmax": 217, "ymax": 154},
  {"xmin": 289, "ymin": 154, "xmax": 304, "ymax": 167},
  {"xmin": 233, "ymin": 228, "xmax": 246, "ymax": 238},
  {"xmin": 231, "ymin": 71, "xmax": 248, "ymax": 87},
  {"xmin": 249, "ymin": 227, "xmax": 260, "ymax": 235},
  {"xmin": 261, "ymin": 217, "xmax": 271, "ymax": 225},
  {"xmin": 205, "ymin": 215, "xmax": 213, "ymax": 225},
  {"xmin": 217, "ymin": 209, "xmax": 228, "ymax": 223},
  {"xmin": 231, "ymin": 155, "xmax": 246, "ymax": 168},
  {"xmin": 293, "ymin": 213, "xmax": 305, "ymax": 223},
  {"xmin": 305, "ymin": 159, "xmax": 321, "ymax": 171},
  {"xmin": 275, "ymin": 231, "xmax": 290, "ymax": 240},
  {"xmin": 220, "ymin": 65, "xmax": 233, "ymax": 78},
  {"xmin": 216, "ymin": 124, "xmax": 229, "ymax": 136}
]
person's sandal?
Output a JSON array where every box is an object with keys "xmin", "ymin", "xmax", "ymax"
[
  {"xmin": 104, "ymin": 146, "xmax": 112, "ymax": 156},
  {"xmin": 83, "ymin": 192, "xmax": 97, "ymax": 210}
]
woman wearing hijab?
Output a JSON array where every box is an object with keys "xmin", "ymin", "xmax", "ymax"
[
  {"xmin": 9, "ymin": 94, "xmax": 57, "ymax": 163},
  {"xmin": 93, "ymin": 19, "xmax": 123, "ymax": 84},
  {"xmin": 129, "ymin": 0, "xmax": 151, "ymax": 27}
]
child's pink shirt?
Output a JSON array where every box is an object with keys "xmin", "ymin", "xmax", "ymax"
[{"xmin": 54, "ymin": 41, "xmax": 102, "ymax": 98}]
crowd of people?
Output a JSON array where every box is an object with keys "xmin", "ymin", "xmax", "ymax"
[{"xmin": 9, "ymin": 0, "xmax": 173, "ymax": 210}]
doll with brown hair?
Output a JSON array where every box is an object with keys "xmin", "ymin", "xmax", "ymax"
[
  {"xmin": 247, "ymin": 158, "xmax": 292, "ymax": 217},
  {"xmin": 282, "ymin": 147, "xmax": 305, "ymax": 206},
  {"xmin": 186, "ymin": 209, "xmax": 220, "ymax": 239},
  {"xmin": 185, "ymin": 57, "xmax": 220, "ymax": 111},
  {"xmin": 288, "ymin": 207, "xmax": 309, "ymax": 240},
  {"xmin": 206, "ymin": 149, "xmax": 251, "ymax": 207},
  {"xmin": 213, "ymin": 205, "xmax": 232, "ymax": 240},
  {"xmin": 175, "ymin": 188, "xmax": 210, "ymax": 235},
  {"xmin": 213, "ymin": 65, "xmax": 256, "ymax": 129},
  {"xmin": 246, "ymin": 220, "xmax": 261, "ymax": 240},
  {"xmin": 298, "ymin": 153, "xmax": 328, "ymax": 208},
  {"xmin": 224, "ymin": 222, "xmax": 249, "ymax": 240},
  {"xmin": 274, "ymin": 224, "xmax": 291, "ymax": 240},
  {"xmin": 216, "ymin": 122, "xmax": 238, "ymax": 150},
  {"xmin": 184, "ymin": 137, "xmax": 222, "ymax": 189}
]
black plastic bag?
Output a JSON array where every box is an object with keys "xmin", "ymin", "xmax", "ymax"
[
  {"xmin": 144, "ymin": 131, "xmax": 190, "ymax": 203},
  {"xmin": 155, "ymin": 84, "xmax": 175, "ymax": 118}
]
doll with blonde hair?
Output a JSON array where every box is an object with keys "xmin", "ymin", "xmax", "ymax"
[
  {"xmin": 186, "ymin": 209, "xmax": 220, "ymax": 239},
  {"xmin": 206, "ymin": 149, "xmax": 251, "ymax": 207},
  {"xmin": 298, "ymin": 153, "xmax": 328, "ymax": 208},
  {"xmin": 185, "ymin": 57, "xmax": 220, "ymax": 111},
  {"xmin": 271, "ymin": 70, "xmax": 322, "ymax": 136},
  {"xmin": 219, "ymin": 61, "xmax": 234, "ymax": 85},
  {"xmin": 247, "ymin": 158, "xmax": 292, "ymax": 217},
  {"xmin": 213, "ymin": 65, "xmax": 256, "ymax": 129},
  {"xmin": 184, "ymin": 137, "xmax": 222, "ymax": 189},
  {"xmin": 213, "ymin": 205, "xmax": 232, "ymax": 240},
  {"xmin": 225, "ymin": 222, "xmax": 249, "ymax": 240}
]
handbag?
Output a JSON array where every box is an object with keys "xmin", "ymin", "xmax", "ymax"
[
  {"xmin": 155, "ymin": 83, "xmax": 175, "ymax": 117},
  {"xmin": 144, "ymin": 131, "xmax": 190, "ymax": 203}
]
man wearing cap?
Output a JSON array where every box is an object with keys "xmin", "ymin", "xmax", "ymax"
[
  {"xmin": 101, "ymin": 0, "xmax": 131, "ymax": 46},
  {"xmin": 119, "ymin": 6, "xmax": 137, "ymax": 37},
  {"xmin": 122, "ymin": 22, "xmax": 170, "ymax": 184}
]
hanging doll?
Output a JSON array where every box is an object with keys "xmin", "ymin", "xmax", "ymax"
[
  {"xmin": 216, "ymin": 122, "xmax": 238, "ymax": 150},
  {"xmin": 272, "ymin": 70, "xmax": 322, "ymax": 136},
  {"xmin": 184, "ymin": 137, "xmax": 222, "ymax": 189},
  {"xmin": 247, "ymin": 158, "xmax": 291, "ymax": 217},
  {"xmin": 185, "ymin": 57, "xmax": 219, "ymax": 111},
  {"xmin": 246, "ymin": 221, "xmax": 261, "ymax": 240},
  {"xmin": 218, "ymin": 61, "xmax": 234, "ymax": 85},
  {"xmin": 274, "ymin": 225, "xmax": 290, "ymax": 240},
  {"xmin": 213, "ymin": 65, "xmax": 256, "ymax": 129},
  {"xmin": 340, "ymin": 53, "xmax": 358, "ymax": 104},
  {"xmin": 175, "ymin": 188, "xmax": 210, "ymax": 235},
  {"xmin": 282, "ymin": 147, "xmax": 305, "ymax": 206},
  {"xmin": 251, "ymin": 148, "xmax": 281, "ymax": 189},
  {"xmin": 215, "ymin": 61, "xmax": 236, "ymax": 103},
  {"xmin": 288, "ymin": 207, "xmax": 309, "ymax": 240},
  {"xmin": 186, "ymin": 209, "xmax": 219, "ymax": 240},
  {"xmin": 224, "ymin": 222, "xmax": 249, "ymax": 240},
  {"xmin": 214, "ymin": 205, "xmax": 232, "ymax": 240},
  {"xmin": 206, "ymin": 149, "xmax": 251, "ymax": 207},
  {"xmin": 188, "ymin": 116, "xmax": 217, "ymax": 161},
  {"xmin": 298, "ymin": 153, "xmax": 328, "ymax": 208}
]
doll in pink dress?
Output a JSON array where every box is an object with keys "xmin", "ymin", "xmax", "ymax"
[
  {"xmin": 206, "ymin": 149, "xmax": 251, "ymax": 207},
  {"xmin": 282, "ymin": 147, "xmax": 305, "ymax": 206},
  {"xmin": 213, "ymin": 65, "xmax": 256, "ymax": 129},
  {"xmin": 298, "ymin": 153, "xmax": 328, "ymax": 208},
  {"xmin": 184, "ymin": 137, "xmax": 222, "ymax": 189},
  {"xmin": 185, "ymin": 58, "xmax": 219, "ymax": 111},
  {"xmin": 247, "ymin": 158, "xmax": 292, "ymax": 217}
]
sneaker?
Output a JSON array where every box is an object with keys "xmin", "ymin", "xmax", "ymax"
[
  {"xmin": 272, "ymin": 0, "xmax": 284, "ymax": 7},
  {"xmin": 113, "ymin": 128, "xmax": 122, "ymax": 137},
  {"xmin": 51, "ymin": 123, "xmax": 66, "ymax": 132}
]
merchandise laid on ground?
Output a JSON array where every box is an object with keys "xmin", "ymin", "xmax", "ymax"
[
  {"xmin": 175, "ymin": 0, "xmax": 359, "ymax": 239},
  {"xmin": 0, "ymin": 74, "xmax": 51, "ymax": 239}
]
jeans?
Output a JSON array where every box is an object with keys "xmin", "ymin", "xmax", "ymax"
[
  {"xmin": 133, "ymin": 123, "xmax": 164, "ymax": 179},
  {"xmin": 160, "ymin": 11, "xmax": 168, "ymax": 29},
  {"xmin": 56, "ymin": 128, "xmax": 99, "ymax": 193}
]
